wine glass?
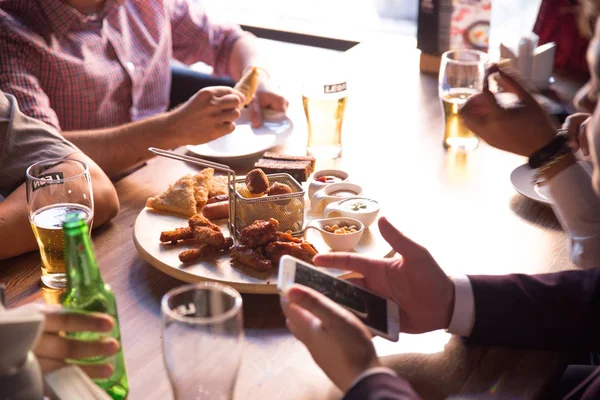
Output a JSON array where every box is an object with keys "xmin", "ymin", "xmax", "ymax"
[{"xmin": 26, "ymin": 158, "xmax": 94, "ymax": 289}]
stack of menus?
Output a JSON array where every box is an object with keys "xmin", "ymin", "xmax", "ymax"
[{"xmin": 418, "ymin": 0, "xmax": 492, "ymax": 73}]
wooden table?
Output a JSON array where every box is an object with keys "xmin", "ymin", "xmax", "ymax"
[{"xmin": 0, "ymin": 37, "xmax": 578, "ymax": 399}]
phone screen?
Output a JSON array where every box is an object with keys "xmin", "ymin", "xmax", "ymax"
[{"xmin": 293, "ymin": 261, "xmax": 388, "ymax": 334}]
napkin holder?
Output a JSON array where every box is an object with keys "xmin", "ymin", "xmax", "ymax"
[{"xmin": 500, "ymin": 34, "xmax": 556, "ymax": 90}]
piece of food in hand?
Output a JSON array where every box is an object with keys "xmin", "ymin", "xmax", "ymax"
[
  {"xmin": 254, "ymin": 159, "xmax": 312, "ymax": 183},
  {"xmin": 245, "ymin": 168, "xmax": 270, "ymax": 194},
  {"xmin": 262, "ymin": 152, "xmax": 316, "ymax": 173},
  {"xmin": 230, "ymin": 244, "xmax": 273, "ymax": 271},
  {"xmin": 497, "ymin": 58, "xmax": 512, "ymax": 69},
  {"xmin": 207, "ymin": 195, "xmax": 228, "ymax": 204},
  {"xmin": 202, "ymin": 200, "xmax": 229, "ymax": 221},
  {"xmin": 238, "ymin": 218, "xmax": 279, "ymax": 248},
  {"xmin": 193, "ymin": 168, "xmax": 214, "ymax": 211},
  {"xmin": 234, "ymin": 66, "xmax": 260, "ymax": 106},
  {"xmin": 160, "ymin": 227, "xmax": 194, "ymax": 244},
  {"xmin": 146, "ymin": 175, "xmax": 198, "ymax": 217},
  {"xmin": 208, "ymin": 175, "xmax": 228, "ymax": 198}
]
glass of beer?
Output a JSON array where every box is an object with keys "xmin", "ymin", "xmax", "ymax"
[
  {"xmin": 162, "ymin": 283, "xmax": 244, "ymax": 400},
  {"xmin": 26, "ymin": 159, "xmax": 94, "ymax": 289},
  {"xmin": 439, "ymin": 49, "xmax": 489, "ymax": 150},
  {"xmin": 303, "ymin": 76, "xmax": 348, "ymax": 159}
]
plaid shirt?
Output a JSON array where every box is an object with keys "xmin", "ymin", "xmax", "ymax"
[{"xmin": 0, "ymin": 0, "xmax": 249, "ymax": 131}]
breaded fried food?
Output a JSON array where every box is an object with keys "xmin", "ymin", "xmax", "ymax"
[
  {"xmin": 234, "ymin": 66, "xmax": 260, "ymax": 106},
  {"xmin": 265, "ymin": 241, "xmax": 318, "ymax": 265},
  {"xmin": 160, "ymin": 227, "xmax": 194, "ymax": 244},
  {"xmin": 146, "ymin": 175, "xmax": 197, "ymax": 217},
  {"xmin": 208, "ymin": 175, "xmax": 228, "ymax": 198},
  {"xmin": 189, "ymin": 214, "xmax": 225, "ymax": 247},
  {"xmin": 193, "ymin": 168, "xmax": 214, "ymax": 211},
  {"xmin": 230, "ymin": 244, "xmax": 272, "ymax": 271},
  {"xmin": 238, "ymin": 218, "xmax": 279, "ymax": 248},
  {"xmin": 178, "ymin": 237, "xmax": 234, "ymax": 263}
]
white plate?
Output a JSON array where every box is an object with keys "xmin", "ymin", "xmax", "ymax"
[
  {"xmin": 186, "ymin": 109, "xmax": 293, "ymax": 160},
  {"xmin": 132, "ymin": 208, "xmax": 394, "ymax": 294},
  {"xmin": 510, "ymin": 161, "xmax": 593, "ymax": 205}
]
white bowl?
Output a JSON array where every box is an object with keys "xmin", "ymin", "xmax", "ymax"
[
  {"xmin": 323, "ymin": 197, "xmax": 380, "ymax": 228},
  {"xmin": 310, "ymin": 182, "xmax": 364, "ymax": 216},
  {"xmin": 304, "ymin": 217, "xmax": 364, "ymax": 252},
  {"xmin": 308, "ymin": 169, "xmax": 349, "ymax": 198}
]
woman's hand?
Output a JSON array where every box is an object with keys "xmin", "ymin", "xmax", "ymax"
[
  {"xmin": 281, "ymin": 285, "xmax": 380, "ymax": 392},
  {"xmin": 563, "ymin": 113, "xmax": 592, "ymax": 156}
]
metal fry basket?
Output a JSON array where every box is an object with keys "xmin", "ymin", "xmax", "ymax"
[{"xmin": 229, "ymin": 173, "xmax": 305, "ymax": 237}]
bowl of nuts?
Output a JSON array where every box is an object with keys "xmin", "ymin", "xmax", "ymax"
[{"xmin": 304, "ymin": 217, "xmax": 364, "ymax": 252}]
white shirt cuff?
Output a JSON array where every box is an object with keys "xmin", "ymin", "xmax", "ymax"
[
  {"xmin": 446, "ymin": 275, "xmax": 475, "ymax": 337},
  {"xmin": 347, "ymin": 366, "xmax": 397, "ymax": 393},
  {"xmin": 538, "ymin": 162, "xmax": 600, "ymax": 268}
]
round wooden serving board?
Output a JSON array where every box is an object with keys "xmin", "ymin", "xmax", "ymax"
[{"xmin": 133, "ymin": 208, "xmax": 394, "ymax": 294}]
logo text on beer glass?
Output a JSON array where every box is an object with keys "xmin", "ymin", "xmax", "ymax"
[{"xmin": 324, "ymin": 82, "xmax": 347, "ymax": 94}]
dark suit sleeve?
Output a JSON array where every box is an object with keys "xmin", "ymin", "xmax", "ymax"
[
  {"xmin": 343, "ymin": 373, "xmax": 421, "ymax": 400},
  {"xmin": 468, "ymin": 269, "xmax": 600, "ymax": 351}
]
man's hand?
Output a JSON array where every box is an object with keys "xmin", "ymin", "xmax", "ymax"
[
  {"xmin": 281, "ymin": 284, "xmax": 380, "ymax": 392},
  {"xmin": 314, "ymin": 217, "xmax": 454, "ymax": 334},
  {"xmin": 459, "ymin": 65, "xmax": 557, "ymax": 156},
  {"xmin": 564, "ymin": 113, "xmax": 592, "ymax": 156},
  {"xmin": 169, "ymin": 86, "xmax": 245, "ymax": 144},
  {"xmin": 249, "ymin": 77, "xmax": 289, "ymax": 128},
  {"xmin": 34, "ymin": 304, "xmax": 119, "ymax": 379}
]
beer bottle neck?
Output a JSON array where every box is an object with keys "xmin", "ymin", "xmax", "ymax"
[{"xmin": 64, "ymin": 227, "xmax": 103, "ymax": 288}]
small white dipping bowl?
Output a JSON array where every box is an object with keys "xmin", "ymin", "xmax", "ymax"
[
  {"xmin": 323, "ymin": 197, "xmax": 380, "ymax": 228},
  {"xmin": 308, "ymin": 169, "xmax": 349, "ymax": 198},
  {"xmin": 304, "ymin": 217, "xmax": 364, "ymax": 252},
  {"xmin": 310, "ymin": 182, "xmax": 364, "ymax": 216}
]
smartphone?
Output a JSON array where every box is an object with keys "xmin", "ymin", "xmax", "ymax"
[{"xmin": 278, "ymin": 255, "xmax": 400, "ymax": 341}]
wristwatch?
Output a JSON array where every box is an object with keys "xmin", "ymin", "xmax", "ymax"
[{"xmin": 528, "ymin": 130, "xmax": 570, "ymax": 169}]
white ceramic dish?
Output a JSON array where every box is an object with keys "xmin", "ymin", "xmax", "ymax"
[
  {"xmin": 308, "ymin": 169, "xmax": 350, "ymax": 198},
  {"xmin": 324, "ymin": 197, "xmax": 380, "ymax": 228},
  {"xmin": 304, "ymin": 217, "xmax": 364, "ymax": 252},
  {"xmin": 311, "ymin": 182, "xmax": 364, "ymax": 215},
  {"xmin": 510, "ymin": 161, "xmax": 593, "ymax": 205},
  {"xmin": 186, "ymin": 109, "xmax": 293, "ymax": 160}
]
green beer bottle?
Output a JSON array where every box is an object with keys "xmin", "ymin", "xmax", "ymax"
[{"xmin": 61, "ymin": 212, "xmax": 129, "ymax": 399}]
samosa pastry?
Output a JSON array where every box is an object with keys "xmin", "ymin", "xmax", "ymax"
[
  {"xmin": 146, "ymin": 175, "xmax": 197, "ymax": 217},
  {"xmin": 234, "ymin": 66, "xmax": 260, "ymax": 106},
  {"xmin": 208, "ymin": 175, "xmax": 228, "ymax": 198},
  {"xmin": 193, "ymin": 168, "xmax": 214, "ymax": 211}
]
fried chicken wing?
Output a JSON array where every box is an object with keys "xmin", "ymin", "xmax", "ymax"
[
  {"xmin": 178, "ymin": 238, "xmax": 234, "ymax": 263},
  {"xmin": 273, "ymin": 230, "xmax": 303, "ymax": 243},
  {"xmin": 265, "ymin": 241, "xmax": 318, "ymax": 266},
  {"xmin": 230, "ymin": 244, "xmax": 273, "ymax": 271},
  {"xmin": 186, "ymin": 214, "xmax": 226, "ymax": 247},
  {"xmin": 160, "ymin": 227, "xmax": 194, "ymax": 244},
  {"xmin": 188, "ymin": 214, "xmax": 221, "ymax": 232},
  {"xmin": 238, "ymin": 218, "xmax": 279, "ymax": 248}
]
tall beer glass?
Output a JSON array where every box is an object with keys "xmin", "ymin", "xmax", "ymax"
[
  {"xmin": 26, "ymin": 159, "xmax": 94, "ymax": 289},
  {"xmin": 303, "ymin": 77, "xmax": 348, "ymax": 159},
  {"xmin": 162, "ymin": 283, "xmax": 244, "ymax": 400},
  {"xmin": 439, "ymin": 49, "xmax": 488, "ymax": 150}
]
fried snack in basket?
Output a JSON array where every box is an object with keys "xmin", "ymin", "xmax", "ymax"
[
  {"xmin": 234, "ymin": 66, "xmax": 260, "ymax": 106},
  {"xmin": 146, "ymin": 175, "xmax": 197, "ymax": 217}
]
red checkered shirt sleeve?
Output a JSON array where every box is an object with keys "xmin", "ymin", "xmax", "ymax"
[
  {"xmin": 0, "ymin": 30, "xmax": 61, "ymax": 131},
  {"xmin": 169, "ymin": 0, "xmax": 252, "ymax": 76}
]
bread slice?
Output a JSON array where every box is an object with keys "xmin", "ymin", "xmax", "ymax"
[
  {"xmin": 234, "ymin": 67, "xmax": 260, "ymax": 106},
  {"xmin": 146, "ymin": 175, "xmax": 197, "ymax": 217},
  {"xmin": 193, "ymin": 168, "xmax": 214, "ymax": 210},
  {"xmin": 262, "ymin": 152, "xmax": 316, "ymax": 173},
  {"xmin": 254, "ymin": 159, "xmax": 311, "ymax": 183}
]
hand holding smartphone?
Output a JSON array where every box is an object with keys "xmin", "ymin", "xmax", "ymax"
[{"xmin": 278, "ymin": 255, "xmax": 400, "ymax": 341}]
